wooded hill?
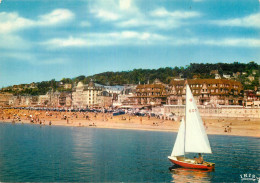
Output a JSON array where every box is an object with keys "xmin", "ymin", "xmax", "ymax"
[{"xmin": 2, "ymin": 62, "xmax": 259, "ymax": 95}]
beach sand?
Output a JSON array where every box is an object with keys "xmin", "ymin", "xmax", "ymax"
[{"xmin": 0, "ymin": 108, "xmax": 259, "ymax": 138}]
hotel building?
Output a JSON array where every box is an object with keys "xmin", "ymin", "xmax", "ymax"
[
  {"xmin": 168, "ymin": 79, "xmax": 243, "ymax": 105},
  {"xmin": 72, "ymin": 81, "xmax": 103, "ymax": 108}
]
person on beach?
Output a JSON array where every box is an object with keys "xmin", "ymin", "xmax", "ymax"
[{"xmin": 228, "ymin": 126, "xmax": 232, "ymax": 133}]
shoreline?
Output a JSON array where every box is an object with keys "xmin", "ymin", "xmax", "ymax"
[
  {"xmin": 1, "ymin": 116, "xmax": 259, "ymax": 138},
  {"xmin": 1, "ymin": 108, "xmax": 259, "ymax": 138}
]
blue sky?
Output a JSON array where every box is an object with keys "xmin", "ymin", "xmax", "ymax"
[{"xmin": 0, "ymin": 0, "xmax": 259, "ymax": 87}]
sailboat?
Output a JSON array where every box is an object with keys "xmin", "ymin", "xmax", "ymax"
[{"xmin": 168, "ymin": 83, "xmax": 215, "ymax": 170}]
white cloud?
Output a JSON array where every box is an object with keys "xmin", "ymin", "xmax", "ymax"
[
  {"xmin": 116, "ymin": 8, "xmax": 200, "ymax": 29},
  {"xmin": 213, "ymin": 12, "xmax": 260, "ymax": 29},
  {"xmin": 116, "ymin": 18, "xmax": 180, "ymax": 29},
  {"xmin": 0, "ymin": 51, "xmax": 68, "ymax": 65},
  {"xmin": 90, "ymin": 0, "xmax": 140, "ymax": 21},
  {"xmin": 169, "ymin": 37, "xmax": 260, "ymax": 47},
  {"xmin": 203, "ymin": 38, "xmax": 260, "ymax": 47},
  {"xmin": 0, "ymin": 9, "xmax": 74, "ymax": 65},
  {"xmin": 42, "ymin": 31, "xmax": 260, "ymax": 48},
  {"xmin": 150, "ymin": 8, "xmax": 201, "ymax": 19},
  {"xmin": 90, "ymin": 2, "xmax": 201, "ymax": 30},
  {"xmin": 37, "ymin": 9, "xmax": 74, "ymax": 26},
  {"xmin": 0, "ymin": 9, "xmax": 74, "ymax": 34},
  {"xmin": 44, "ymin": 36, "xmax": 89, "ymax": 47},
  {"xmin": 42, "ymin": 31, "xmax": 167, "ymax": 48},
  {"xmin": 0, "ymin": 12, "xmax": 34, "ymax": 33},
  {"xmin": 91, "ymin": 9, "xmax": 120, "ymax": 21},
  {"xmin": 119, "ymin": 0, "xmax": 131, "ymax": 10},
  {"xmin": 0, "ymin": 52, "xmax": 35, "ymax": 62},
  {"xmin": 80, "ymin": 21, "xmax": 91, "ymax": 27},
  {"xmin": 0, "ymin": 34, "xmax": 31, "ymax": 50},
  {"xmin": 117, "ymin": 7, "xmax": 201, "ymax": 28}
]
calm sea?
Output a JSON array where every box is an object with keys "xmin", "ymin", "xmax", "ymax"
[{"xmin": 0, "ymin": 122, "xmax": 259, "ymax": 182}]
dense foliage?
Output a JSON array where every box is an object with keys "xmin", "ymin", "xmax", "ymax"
[{"xmin": 2, "ymin": 62, "xmax": 259, "ymax": 95}]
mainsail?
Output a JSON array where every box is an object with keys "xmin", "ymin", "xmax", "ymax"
[{"xmin": 171, "ymin": 84, "xmax": 212, "ymax": 157}]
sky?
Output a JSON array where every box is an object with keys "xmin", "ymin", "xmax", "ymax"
[{"xmin": 0, "ymin": 0, "xmax": 259, "ymax": 87}]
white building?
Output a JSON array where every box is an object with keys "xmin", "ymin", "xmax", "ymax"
[
  {"xmin": 72, "ymin": 81, "xmax": 103, "ymax": 108},
  {"xmin": 104, "ymin": 85, "xmax": 124, "ymax": 94}
]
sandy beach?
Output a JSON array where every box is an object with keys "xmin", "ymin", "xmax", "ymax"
[{"xmin": 0, "ymin": 108, "xmax": 259, "ymax": 138}]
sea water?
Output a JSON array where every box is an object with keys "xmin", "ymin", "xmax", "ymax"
[{"xmin": 0, "ymin": 122, "xmax": 259, "ymax": 182}]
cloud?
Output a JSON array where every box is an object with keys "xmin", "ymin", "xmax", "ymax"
[
  {"xmin": 91, "ymin": 9, "xmax": 120, "ymax": 21},
  {"xmin": 0, "ymin": 34, "xmax": 32, "ymax": 50},
  {"xmin": 42, "ymin": 30, "xmax": 260, "ymax": 49},
  {"xmin": 116, "ymin": 8, "xmax": 201, "ymax": 29},
  {"xmin": 116, "ymin": 18, "xmax": 181, "ymax": 29},
  {"xmin": 37, "ymin": 9, "xmax": 74, "ymax": 26},
  {"xmin": 169, "ymin": 37, "xmax": 260, "ymax": 47},
  {"xmin": 90, "ymin": 1, "xmax": 201, "ymax": 30},
  {"xmin": 203, "ymin": 38, "xmax": 260, "ymax": 47},
  {"xmin": 0, "ymin": 9, "xmax": 74, "ymax": 34},
  {"xmin": 0, "ymin": 12, "xmax": 34, "ymax": 33},
  {"xmin": 43, "ymin": 37, "xmax": 89, "ymax": 47},
  {"xmin": 0, "ymin": 51, "xmax": 68, "ymax": 65},
  {"xmin": 0, "ymin": 52, "xmax": 35, "ymax": 62},
  {"xmin": 150, "ymin": 8, "xmax": 201, "ymax": 19},
  {"xmin": 213, "ymin": 12, "xmax": 260, "ymax": 29},
  {"xmin": 80, "ymin": 21, "xmax": 91, "ymax": 27},
  {"xmin": 41, "ymin": 31, "xmax": 167, "ymax": 48},
  {"xmin": 119, "ymin": 0, "xmax": 132, "ymax": 10},
  {"xmin": 90, "ymin": 0, "xmax": 140, "ymax": 21}
]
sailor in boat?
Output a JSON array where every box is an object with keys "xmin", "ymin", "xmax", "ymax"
[{"xmin": 194, "ymin": 153, "xmax": 204, "ymax": 164}]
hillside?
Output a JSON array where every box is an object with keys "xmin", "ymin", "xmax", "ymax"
[{"xmin": 2, "ymin": 61, "xmax": 259, "ymax": 95}]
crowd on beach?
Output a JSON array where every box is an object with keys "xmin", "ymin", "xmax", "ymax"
[
  {"xmin": 0, "ymin": 107, "xmax": 169, "ymax": 127},
  {"xmin": 0, "ymin": 107, "xmax": 259, "ymax": 137}
]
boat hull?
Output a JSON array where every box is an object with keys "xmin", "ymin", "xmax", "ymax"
[{"xmin": 168, "ymin": 157, "xmax": 215, "ymax": 170}]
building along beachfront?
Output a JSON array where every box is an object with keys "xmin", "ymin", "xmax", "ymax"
[
  {"xmin": 72, "ymin": 81, "xmax": 103, "ymax": 108},
  {"xmin": 168, "ymin": 79, "xmax": 243, "ymax": 106}
]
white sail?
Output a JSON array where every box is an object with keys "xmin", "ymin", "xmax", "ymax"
[
  {"xmin": 171, "ymin": 117, "xmax": 185, "ymax": 156},
  {"xmin": 185, "ymin": 84, "xmax": 212, "ymax": 154}
]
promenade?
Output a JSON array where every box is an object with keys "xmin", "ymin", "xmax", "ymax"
[{"xmin": 164, "ymin": 105, "xmax": 260, "ymax": 118}]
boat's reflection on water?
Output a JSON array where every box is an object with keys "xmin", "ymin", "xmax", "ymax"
[{"xmin": 169, "ymin": 165, "xmax": 214, "ymax": 182}]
